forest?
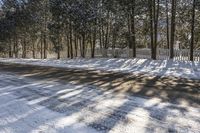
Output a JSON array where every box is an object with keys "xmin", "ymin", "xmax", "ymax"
[{"xmin": 0, "ymin": 0, "xmax": 199, "ymax": 61}]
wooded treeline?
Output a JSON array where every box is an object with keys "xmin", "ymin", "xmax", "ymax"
[{"xmin": 0, "ymin": 0, "xmax": 200, "ymax": 60}]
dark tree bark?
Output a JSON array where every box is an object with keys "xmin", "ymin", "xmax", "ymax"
[
  {"xmin": 91, "ymin": 31, "xmax": 96, "ymax": 58},
  {"xmin": 105, "ymin": 10, "xmax": 110, "ymax": 49},
  {"xmin": 69, "ymin": 20, "xmax": 73, "ymax": 59},
  {"xmin": 99, "ymin": 26, "xmax": 102, "ymax": 49},
  {"xmin": 152, "ymin": 0, "xmax": 160, "ymax": 60},
  {"xmin": 32, "ymin": 42, "xmax": 36, "ymax": 59},
  {"xmin": 128, "ymin": 13, "xmax": 132, "ymax": 49},
  {"xmin": 91, "ymin": 19, "xmax": 97, "ymax": 58},
  {"xmin": 43, "ymin": 0, "xmax": 48, "ymax": 59},
  {"xmin": 170, "ymin": 0, "xmax": 177, "ymax": 59},
  {"xmin": 190, "ymin": 0, "xmax": 196, "ymax": 61},
  {"xmin": 74, "ymin": 34, "xmax": 78, "ymax": 57},
  {"xmin": 57, "ymin": 51, "xmax": 60, "ymax": 59},
  {"xmin": 79, "ymin": 37, "xmax": 82, "ymax": 57},
  {"xmin": 14, "ymin": 34, "xmax": 18, "ymax": 58},
  {"xmin": 81, "ymin": 34, "xmax": 86, "ymax": 58},
  {"xmin": 40, "ymin": 34, "xmax": 43, "ymax": 59},
  {"xmin": 43, "ymin": 33, "xmax": 47, "ymax": 59},
  {"xmin": 102, "ymin": 24, "xmax": 105, "ymax": 49},
  {"xmin": 9, "ymin": 39, "xmax": 12, "ymax": 58},
  {"xmin": 22, "ymin": 37, "xmax": 27, "ymax": 58},
  {"xmin": 149, "ymin": 0, "xmax": 154, "ymax": 59},
  {"xmin": 57, "ymin": 38, "xmax": 61, "ymax": 59},
  {"xmin": 67, "ymin": 34, "xmax": 70, "ymax": 58},
  {"xmin": 166, "ymin": 0, "xmax": 170, "ymax": 49},
  {"xmin": 130, "ymin": 0, "xmax": 136, "ymax": 57}
]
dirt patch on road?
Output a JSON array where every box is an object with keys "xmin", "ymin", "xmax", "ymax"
[{"xmin": 0, "ymin": 62, "xmax": 199, "ymax": 108}]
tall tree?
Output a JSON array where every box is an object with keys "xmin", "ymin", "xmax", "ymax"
[
  {"xmin": 170, "ymin": 0, "xmax": 177, "ymax": 59},
  {"xmin": 130, "ymin": 0, "xmax": 136, "ymax": 57},
  {"xmin": 149, "ymin": 0, "xmax": 154, "ymax": 59},
  {"xmin": 190, "ymin": 0, "xmax": 196, "ymax": 61},
  {"xmin": 166, "ymin": 0, "xmax": 170, "ymax": 49}
]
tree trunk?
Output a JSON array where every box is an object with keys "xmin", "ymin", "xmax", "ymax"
[
  {"xmin": 40, "ymin": 35, "xmax": 43, "ymax": 59},
  {"xmin": 43, "ymin": 0, "xmax": 48, "ymax": 59},
  {"xmin": 9, "ymin": 39, "xmax": 12, "ymax": 58},
  {"xmin": 128, "ymin": 13, "xmax": 132, "ymax": 49},
  {"xmin": 149, "ymin": 0, "xmax": 154, "ymax": 59},
  {"xmin": 74, "ymin": 34, "xmax": 78, "ymax": 57},
  {"xmin": 131, "ymin": 0, "xmax": 136, "ymax": 57},
  {"xmin": 170, "ymin": 0, "xmax": 177, "ymax": 59},
  {"xmin": 57, "ymin": 51, "xmax": 60, "ymax": 59},
  {"xmin": 99, "ymin": 24, "xmax": 102, "ymax": 49},
  {"xmin": 91, "ymin": 31, "xmax": 96, "ymax": 58},
  {"xmin": 82, "ymin": 34, "xmax": 85, "ymax": 58},
  {"xmin": 69, "ymin": 20, "xmax": 73, "ymax": 59},
  {"xmin": 43, "ymin": 33, "xmax": 47, "ymax": 59},
  {"xmin": 32, "ymin": 40, "xmax": 36, "ymax": 59},
  {"xmin": 66, "ymin": 34, "xmax": 70, "ymax": 58},
  {"xmin": 190, "ymin": 0, "xmax": 196, "ymax": 61},
  {"xmin": 166, "ymin": 0, "xmax": 170, "ymax": 49},
  {"xmin": 105, "ymin": 11, "xmax": 110, "ymax": 49},
  {"xmin": 152, "ymin": 0, "xmax": 160, "ymax": 60},
  {"xmin": 14, "ymin": 35, "xmax": 18, "ymax": 58},
  {"xmin": 13, "ymin": 42, "xmax": 16, "ymax": 58},
  {"xmin": 79, "ymin": 37, "xmax": 82, "ymax": 57},
  {"xmin": 22, "ymin": 37, "xmax": 27, "ymax": 58}
]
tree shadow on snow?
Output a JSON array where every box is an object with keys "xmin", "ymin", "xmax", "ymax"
[{"xmin": 0, "ymin": 62, "xmax": 199, "ymax": 132}]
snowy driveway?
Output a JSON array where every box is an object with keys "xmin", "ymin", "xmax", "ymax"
[{"xmin": 0, "ymin": 71, "xmax": 199, "ymax": 133}]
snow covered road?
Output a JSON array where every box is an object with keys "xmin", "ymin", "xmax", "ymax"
[{"xmin": 0, "ymin": 72, "xmax": 199, "ymax": 133}]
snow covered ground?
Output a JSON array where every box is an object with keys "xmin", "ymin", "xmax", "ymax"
[
  {"xmin": 0, "ymin": 58, "xmax": 200, "ymax": 79},
  {"xmin": 0, "ymin": 73, "xmax": 98, "ymax": 133},
  {"xmin": 0, "ymin": 72, "xmax": 199, "ymax": 133}
]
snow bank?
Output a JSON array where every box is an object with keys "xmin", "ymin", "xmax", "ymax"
[{"xmin": 0, "ymin": 58, "xmax": 200, "ymax": 79}]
